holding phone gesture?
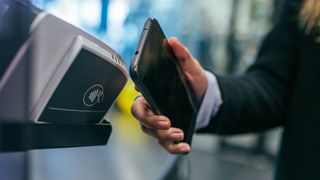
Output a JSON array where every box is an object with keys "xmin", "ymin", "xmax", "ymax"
[{"xmin": 131, "ymin": 33, "xmax": 208, "ymax": 154}]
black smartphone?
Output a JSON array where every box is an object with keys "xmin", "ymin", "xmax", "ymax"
[{"xmin": 130, "ymin": 18, "xmax": 198, "ymax": 145}]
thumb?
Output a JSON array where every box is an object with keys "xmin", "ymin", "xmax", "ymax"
[
  {"xmin": 168, "ymin": 37, "xmax": 208, "ymax": 102},
  {"xmin": 168, "ymin": 37, "xmax": 194, "ymax": 68}
]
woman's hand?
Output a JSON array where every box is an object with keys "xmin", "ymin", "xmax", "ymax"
[{"xmin": 131, "ymin": 37, "xmax": 208, "ymax": 154}]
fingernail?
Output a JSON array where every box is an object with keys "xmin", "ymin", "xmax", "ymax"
[
  {"xmin": 159, "ymin": 116, "xmax": 169, "ymax": 122},
  {"xmin": 158, "ymin": 121, "xmax": 170, "ymax": 128},
  {"xmin": 179, "ymin": 144, "xmax": 190, "ymax": 152},
  {"xmin": 170, "ymin": 133, "xmax": 183, "ymax": 140}
]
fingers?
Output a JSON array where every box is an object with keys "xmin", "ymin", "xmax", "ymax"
[
  {"xmin": 141, "ymin": 126, "xmax": 184, "ymax": 142},
  {"xmin": 142, "ymin": 124, "xmax": 190, "ymax": 154},
  {"xmin": 131, "ymin": 96, "xmax": 170, "ymax": 129},
  {"xmin": 141, "ymin": 124, "xmax": 190, "ymax": 154},
  {"xmin": 159, "ymin": 141, "xmax": 190, "ymax": 154},
  {"xmin": 131, "ymin": 96, "xmax": 191, "ymax": 154}
]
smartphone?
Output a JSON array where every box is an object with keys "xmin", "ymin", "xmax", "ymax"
[{"xmin": 130, "ymin": 18, "xmax": 198, "ymax": 145}]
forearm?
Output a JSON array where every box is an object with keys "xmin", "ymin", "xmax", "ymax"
[
  {"xmin": 198, "ymin": 73, "xmax": 290, "ymax": 135},
  {"xmin": 195, "ymin": 70, "xmax": 290, "ymax": 135}
]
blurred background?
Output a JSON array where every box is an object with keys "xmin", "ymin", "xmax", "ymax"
[{"xmin": 2, "ymin": 0, "xmax": 285, "ymax": 179}]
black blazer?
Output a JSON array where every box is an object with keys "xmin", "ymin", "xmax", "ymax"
[{"xmin": 198, "ymin": 0, "xmax": 320, "ymax": 179}]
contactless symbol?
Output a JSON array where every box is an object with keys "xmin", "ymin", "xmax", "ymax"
[{"xmin": 83, "ymin": 84, "xmax": 104, "ymax": 107}]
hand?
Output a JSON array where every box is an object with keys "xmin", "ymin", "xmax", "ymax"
[
  {"xmin": 131, "ymin": 37, "xmax": 208, "ymax": 154},
  {"xmin": 131, "ymin": 96, "xmax": 190, "ymax": 154},
  {"xmin": 169, "ymin": 37, "xmax": 208, "ymax": 102}
]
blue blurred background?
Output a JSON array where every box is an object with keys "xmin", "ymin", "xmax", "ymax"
[
  {"xmin": 5, "ymin": 0, "xmax": 284, "ymax": 179},
  {"xmin": 30, "ymin": 0, "xmax": 274, "ymax": 73}
]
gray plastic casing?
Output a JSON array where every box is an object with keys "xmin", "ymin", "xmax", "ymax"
[{"xmin": 0, "ymin": 12, "xmax": 128, "ymax": 123}]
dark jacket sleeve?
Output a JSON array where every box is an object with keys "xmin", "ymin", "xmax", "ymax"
[{"xmin": 197, "ymin": 0, "xmax": 301, "ymax": 135}]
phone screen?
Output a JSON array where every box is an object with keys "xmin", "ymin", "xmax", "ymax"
[{"xmin": 130, "ymin": 19, "xmax": 197, "ymax": 144}]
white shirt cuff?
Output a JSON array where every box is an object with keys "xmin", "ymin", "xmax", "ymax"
[{"xmin": 195, "ymin": 71, "xmax": 223, "ymax": 130}]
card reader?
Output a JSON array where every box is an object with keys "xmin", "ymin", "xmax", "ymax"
[{"xmin": 0, "ymin": 0, "xmax": 128, "ymax": 151}]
